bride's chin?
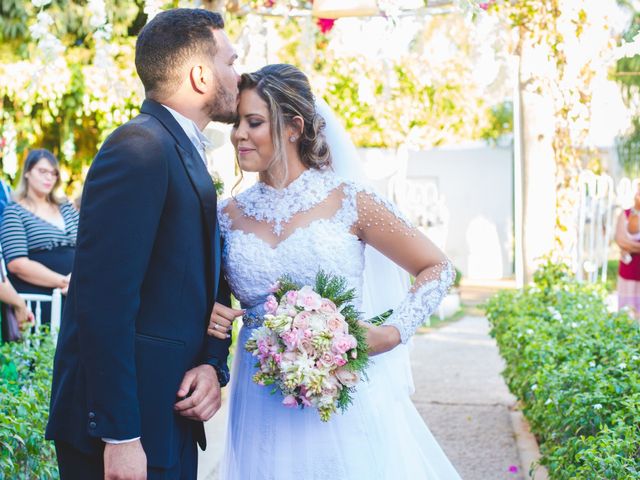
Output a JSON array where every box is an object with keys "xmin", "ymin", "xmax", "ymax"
[{"xmin": 237, "ymin": 161, "xmax": 262, "ymax": 173}]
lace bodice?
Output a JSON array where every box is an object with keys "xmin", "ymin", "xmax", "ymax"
[{"xmin": 218, "ymin": 169, "xmax": 454, "ymax": 343}]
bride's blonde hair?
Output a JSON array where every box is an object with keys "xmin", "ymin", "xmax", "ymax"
[{"xmin": 237, "ymin": 64, "xmax": 331, "ymax": 188}]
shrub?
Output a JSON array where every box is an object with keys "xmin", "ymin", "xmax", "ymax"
[
  {"xmin": 486, "ymin": 260, "xmax": 640, "ymax": 479},
  {"xmin": 0, "ymin": 330, "xmax": 58, "ymax": 479}
]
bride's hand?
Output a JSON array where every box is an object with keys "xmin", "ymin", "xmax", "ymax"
[
  {"xmin": 208, "ymin": 302, "xmax": 244, "ymax": 339},
  {"xmin": 359, "ymin": 322, "xmax": 401, "ymax": 356}
]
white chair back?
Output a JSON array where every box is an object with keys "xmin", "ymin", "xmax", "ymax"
[
  {"xmin": 575, "ymin": 171, "xmax": 615, "ymax": 283},
  {"xmin": 19, "ymin": 288, "xmax": 62, "ymax": 336}
]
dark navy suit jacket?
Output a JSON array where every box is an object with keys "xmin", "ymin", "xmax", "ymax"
[{"xmin": 46, "ymin": 99, "xmax": 231, "ymax": 469}]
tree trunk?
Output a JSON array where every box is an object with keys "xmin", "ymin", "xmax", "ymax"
[{"xmin": 518, "ymin": 33, "xmax": 557, "ymax": 282}]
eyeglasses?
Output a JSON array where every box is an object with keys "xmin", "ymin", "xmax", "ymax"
[{"xmin": 34, "ymin": 167, "xmax": 59, "ymax": 179}]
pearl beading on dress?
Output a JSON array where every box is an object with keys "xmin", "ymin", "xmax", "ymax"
[{"xmin": 218, "ymin": 169, "xmax": 453, "ymax": 342}]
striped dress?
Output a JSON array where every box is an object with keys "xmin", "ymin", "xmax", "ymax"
[
  {"xmin": 0, "ymin": 201, "xmax": 79, "ymax": 264},
  {"xmin": 0, "ymin": 201, "xmax": 79, "ymax": 323}
]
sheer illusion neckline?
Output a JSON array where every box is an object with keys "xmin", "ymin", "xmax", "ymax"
[
  {"xmin": 226, "ymin": 218, "xmax": 359, "ymax": 251},
  {"xmin": 233, "ymin": 168, "xmax": 342, "ymax": 236},
  {"xmin": 256, "ymin": 168, "xmax": 314, "ymax": 193}
]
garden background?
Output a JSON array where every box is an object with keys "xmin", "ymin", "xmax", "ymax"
[{"xmin": 3, "ymin": 0, "xmax": 640, "ymax": 478}]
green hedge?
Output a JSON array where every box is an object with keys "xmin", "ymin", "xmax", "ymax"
[
  {"xmin": 0, "ymin": 330, "xmax": 58, "ymax": 479},
  {"xmin": 486, "ymin": 261, "xmax": 640, "ymax": 479}
]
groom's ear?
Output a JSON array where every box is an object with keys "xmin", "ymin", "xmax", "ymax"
[{"xmin": 189, "ymin": 64, "xmax": 213, "ymax": 94}]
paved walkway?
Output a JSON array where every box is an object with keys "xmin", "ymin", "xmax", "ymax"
[
  {"xmin": 198, "ymin": 315, "xmax": 530, "ymax": 479},
  {"xmin": 412, "ymin": 316, "xmax": 523, "ymax": 479}
]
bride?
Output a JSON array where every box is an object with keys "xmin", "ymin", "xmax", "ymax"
[{"xmin": 208, "ymin": 63, "xmax": 461, "ymax": 480}]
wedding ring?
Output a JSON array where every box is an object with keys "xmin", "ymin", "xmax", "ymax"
[{"xmin": 212, "ymin": 323, "xmax": 220, "ymax": 331}]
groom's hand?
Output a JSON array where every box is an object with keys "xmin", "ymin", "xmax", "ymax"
[
  {"xmin": 174, "ymin": 364, "xmax": 221, "ymax": 421},
  {"xmin": 104, "ymin": 439, "xmax": 146, "ymax": 480}
]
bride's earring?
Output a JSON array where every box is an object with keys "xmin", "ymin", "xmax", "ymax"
[{"xmin": 289, "ymin": 135, "xmax": 298, "ymax": 143}]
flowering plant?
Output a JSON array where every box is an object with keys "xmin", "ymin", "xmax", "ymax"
[{"xmin": 245, "ymin": 272, "xmax": 373, "ymax": 421}]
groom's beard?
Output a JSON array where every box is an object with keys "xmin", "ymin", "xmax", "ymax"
[{"xmin": 206, "ymin": 82, "xmax": 238, "ymax": 125}]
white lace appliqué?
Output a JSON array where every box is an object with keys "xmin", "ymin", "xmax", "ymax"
[
  {"xmin": 234, "ymin": 169, "xmax": 342, "ymax": 235},
  {"xmin": 385, "ymin": 260, "xmax": 455, "ymax": 344}
]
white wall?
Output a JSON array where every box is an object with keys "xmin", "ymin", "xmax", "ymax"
[{"xmin": 359, "ymin": 143, "xmax": 514, "ymax": 280}]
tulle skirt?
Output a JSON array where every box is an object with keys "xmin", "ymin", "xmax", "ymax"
[{"xmin": 220, "ymin": 326, "xmax": 462, "ymax": 480}]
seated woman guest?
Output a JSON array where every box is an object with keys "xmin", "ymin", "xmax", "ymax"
[{"xmin": 0, "ymin": 149, "xmax": 79, "ymax": 324}]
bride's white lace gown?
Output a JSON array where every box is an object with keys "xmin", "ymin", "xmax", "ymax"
[{"xmin": 218, "ymin": 168, "xmax": 461, "ymax": 480}]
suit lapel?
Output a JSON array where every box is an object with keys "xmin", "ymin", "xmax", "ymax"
[{"xmin": 140, "ymin": 99, "xmax": 220, "ymax": 302}]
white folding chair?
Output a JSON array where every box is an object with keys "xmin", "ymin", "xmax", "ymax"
[{"xmin": 19, "ymin": 288, "xmax": 62, "ymax": 336}]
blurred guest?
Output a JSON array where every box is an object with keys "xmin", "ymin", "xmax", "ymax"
[
  {"xmin": 615, "ymin": 186, "xmax": 640, "ymax": 317},
  {"xmin": 0, "ymin": 256, "xmax": 34, "ymax": 342},
  {"xmin": 0, "ymin": 178, "xmax": 11, "ymax": 218},
  {"xmin": 0, "ymin": 149, "xmax": 78, "ymax": 324}
]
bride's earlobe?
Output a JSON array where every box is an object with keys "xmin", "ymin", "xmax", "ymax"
[{"xmin": 288, "ymin": 116, "xmax": 304, "ymax": 142}]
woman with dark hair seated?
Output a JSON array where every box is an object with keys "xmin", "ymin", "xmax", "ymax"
[{"xmin": 0, "ymin": 149, "xmax": 79, "ymax": 324}]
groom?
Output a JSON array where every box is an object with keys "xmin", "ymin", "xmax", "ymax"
[{"xmin": 46, "ymin": 9, "xmax": 241, "ymax": 479}]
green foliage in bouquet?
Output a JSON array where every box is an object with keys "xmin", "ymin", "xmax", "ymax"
[
  {"xmin": 275, "ymin": 270, "xmax": 372, "ymax": 382},
  {"xmin": 0, "ymin": 329, "xmax": 58, "ymax": 479},
  {"xmin": 485, "ymin": 259, "xmax": 640, "ymax": 479}
]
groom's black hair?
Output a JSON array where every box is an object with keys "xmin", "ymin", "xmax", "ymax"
[{"xmin": 135, "ymin": 8, "xmax": 225, "ymax": 100}]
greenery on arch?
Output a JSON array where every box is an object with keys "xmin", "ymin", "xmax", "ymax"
[{"xmin": 1, "ymin": 0, "xmax": 510, "ymax": 195}]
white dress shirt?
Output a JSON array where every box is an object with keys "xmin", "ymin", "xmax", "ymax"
[{"xmin": 162, "ymin": 104, "xmax": 212, "ymax": 164}]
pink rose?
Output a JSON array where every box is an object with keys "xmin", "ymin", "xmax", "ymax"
[
  {"xmin": 293, "ymin": 311, "xmax": 311, "ymax": 329},
  {"xmin": 258, "ymin": 340, "xmax": 270, "ymax": 356},
  {"xmin": 326, "ymin": 314, "xmax": 347, "ymax": 333},
  {"xmin": 296, "ymin": 286, "xmax": 323, "ymax": 311},
  {"xmin": 281, "ymin": 351, "xmax": 297, "ymax": 363},
  {"xmin": 282, "ymin": 395, "xmax": 298, "ymax": 408},
  {"xmin": 335, "ymin": 368, "xmax": 359, "ymax": 387},
  {"xmin": 280, "ymin": 330, "xmax": 298, "ymax": 350},
  {"xmin": 331, "ymin": 336, "xmax": 353, "ymax": 355},
  {"xmin": 319, "ymin": 299, "xmax": 337, "ymax": 313},
  {"xmin": 297, "ymin": 337, "xmax": 316, "ymax": 357},
  {"xmin": 318, "ymin": 352, "xmax": 336, "ymax": 368},
  {"xmin": 284, "ymin": 290, "xmax": 298, "ymax": 305},
  {"xmin": 264, "ymin": 295, "xmax": 278, "ymax": 315},
  {"xmin": 334, "ymin": 355, "xmax": 347, "ymax": 367}
]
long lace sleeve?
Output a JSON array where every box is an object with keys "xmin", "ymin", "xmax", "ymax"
[
  {"xmin": 385, "ymin": 260, "xmax": 454, "ymax": 343},
  {"xmin": 351, "ymin": 187, "xmax": 455, "ymax": 344}
]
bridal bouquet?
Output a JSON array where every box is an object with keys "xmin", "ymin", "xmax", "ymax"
[{"xmin": 244, "ymin": 272, "xmax": 372, "ymax": 422}]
